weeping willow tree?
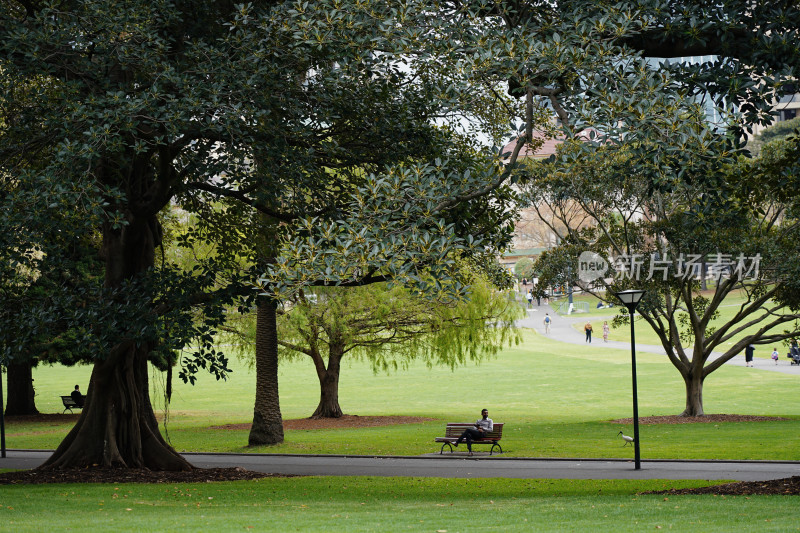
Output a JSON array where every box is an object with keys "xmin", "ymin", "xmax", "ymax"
[{"xmin": 270, "ymin": 275, "xmax": 521, "ymax": 419}]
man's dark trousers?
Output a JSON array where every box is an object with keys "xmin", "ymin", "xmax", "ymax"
[{"xmin": 455, "ymin": 428, "xmax": 483, "ymax": 451}]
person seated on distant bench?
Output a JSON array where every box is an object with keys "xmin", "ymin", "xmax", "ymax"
[
  {"xmin": 70, "ymin": 385, "xmax": 84, "ymax": 407},
  {"xmin": 787, "ymin": 340, "xmax": 800, "ymax": 364},
  {"xmin": 453, "ymin": 409, "xmax": 493, "ymax": 455}
]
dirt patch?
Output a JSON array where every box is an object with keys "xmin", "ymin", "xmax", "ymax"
[
  {"xmin": 211, "ymin": 414, "xmax": 435, "ymax": 431},
  {"xmin": 4, "ymin": 413, "xmax": 80, "ymax": 423},
  {"xmin": 8, "ymin": 413, "xmax": 436, "ymax": 430},
  {"xmin": 646, "ymin": 476, "xmax": 800, "ymax": 496},
  {"xmin": 0, "ymin": 467, "xmax": 286, "ymax": 485},
  {"xmin": 610, "ymin": 414, "xmax": 789, "ymax": 425}
]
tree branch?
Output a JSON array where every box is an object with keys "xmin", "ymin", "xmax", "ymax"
[{"xmin": 433, "ymin": 135, "xmax": 526, "ymax": 213}]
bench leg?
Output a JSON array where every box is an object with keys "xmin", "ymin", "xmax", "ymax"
[
  {"xmin": 440, "ymin": 442, "xmax": 454, "ymax": 454},
  {"xmin": 490, "ymin": 443, "xmax": 502, "ymax": 455}
]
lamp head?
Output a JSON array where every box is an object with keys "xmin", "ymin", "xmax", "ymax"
[{"xmin": 614, "ymin": 289, "xmax": 646, "ymax": 312}]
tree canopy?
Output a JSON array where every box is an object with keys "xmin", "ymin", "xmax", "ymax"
[
  {"xmin": 0, "ymin": 0, "xmax": 531, "ymax": 467},
  {"xmin": 748, "ymin": 116, "xmax": 800, "ymax": 156},
  {"xmin": 485, "ymin": 0, "xmax": 800, "ymax": 417},
  {"xmin": 514, "ymin": 258, "xmax": 535, "ymax": 280},
  {"xmin": 3, "ymin": 0, "xmax": 800, "ymax": 467},
  {"xmin": 266, "ymin": 275, "xmax": 521, "ymax": 418},
  {"xmin": 526, "ymin": 126, "xmax": 800, "ymax": 415}
]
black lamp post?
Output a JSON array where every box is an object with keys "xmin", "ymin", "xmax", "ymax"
[
  {"xmin": 1, "ymin": 363, "xmax": 5, "ymax": 458},
  {"xmin": 614, "ymin": 289, "xmax": 646, "ymax": 470}
]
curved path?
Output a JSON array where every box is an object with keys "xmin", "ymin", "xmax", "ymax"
[
  {"xmin": 520, "ymin": 302, "xmax": 800, "ymax": 375},
  {"xmin": 2, "ymin": 450, "xmax": 799, "ymax": 482}
]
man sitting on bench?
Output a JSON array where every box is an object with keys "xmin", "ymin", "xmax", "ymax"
[
  {"xmin": 70, "ymin": 385, "xmax": 84, "ymax": 408},
  {"xmin": 453, "ymin": 408, "xmax": 493, "ymax": 454},
  {"xmin": 787, "ymin": 340, "xmax": 800, "ymax": 365}
]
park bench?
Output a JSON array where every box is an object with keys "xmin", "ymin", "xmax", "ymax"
[
  {"xmin": 435, "ymin": 422, "xmax": 504, "ymax": 455},
  {"xmin": 60, "ymin": 395, "xmax": 83, "ymax": 414}
]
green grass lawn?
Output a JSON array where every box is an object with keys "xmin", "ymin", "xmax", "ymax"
[
  {"xmin": 549, "ymin": 291, "xmax": 619, "ymax": 317},
  {"xmin": 4, "ymin": 327, "xmax": 800, "ymax": 531},
  {"xmin": 2, "ymin": 477, "xmax": 796, "ymax": 533},
  {"xmin": 7, "ymin": 330, "xmax": 800, "ymax": 460}
]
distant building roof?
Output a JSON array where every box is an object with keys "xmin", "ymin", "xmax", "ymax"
[
  {"xmin": 501, "ymin": 128, "xmax": 595, "ymax": 160},
  {"xmin": 501, "ymin": 134, "xmax": 564, "ymax": 159}
]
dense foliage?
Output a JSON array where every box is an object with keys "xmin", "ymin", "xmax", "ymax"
[
  {"xmin": 0, "ymin": 0, "xmax": 530, "ymax": 464},
  {"xmin": 273, "ymin": 276, "xmax": 521, "ymax": 418},
  {"xmin": 3, "ymin": 0, "xmax": 800, "ymax": 465},
  {"xmin": 526, "ymin": 130, "xmax": 800, "ymax": 415}
]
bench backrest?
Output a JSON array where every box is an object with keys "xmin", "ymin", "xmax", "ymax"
[
  {"xmin": 444, "ymin": 423, "xmax": 503, "ymax": 440},
  {"xmin": 61, "ymin": 395, "xmax": 78, "ymax": 407}
]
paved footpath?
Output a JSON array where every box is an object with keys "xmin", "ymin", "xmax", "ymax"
[
  {"xmin": 2, "ymin": 451, "xmax": 799, "ymax": 482},
  {"xmin": 520, "ymin": 302, "xmax": 800, "ymax": 375}
]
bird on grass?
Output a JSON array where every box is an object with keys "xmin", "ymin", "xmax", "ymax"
[{"xmin": 617, "ymin": 431, "xmax": 634, "ymax": 447}]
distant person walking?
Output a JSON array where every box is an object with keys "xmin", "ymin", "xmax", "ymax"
[
  {"xmin": 526, "ymin": 290, "xmax": 533, "ymax": 308},
  {"xmin": 745, "ymin": 344, "xmax": 755, "ymax": 367},
  {"xmin": 584, "ymin": 321, "xmax": 593, "ymax": 343},
  {"xmin": 543, "ymin": 313, "xmax": 551, "ymax": 334},
  {"xmin": 602, "ymin": 321, "xmax": 609, "ymax": 342},
  {"xmin": 771, "ymin": 347, "xmax": 780, "ymax": 365}
]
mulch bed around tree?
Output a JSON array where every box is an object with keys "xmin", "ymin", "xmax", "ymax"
[
  {"xmin": 645, "ymin": 477, "xmax": 800, "ymax": 496},
  {"xmin": 0, "ymin": 467, "xmax": 285, "ymax": 485},
  {"xmin": 3, "ymin": 413, "xmax": 81, "ymax": 424},
  {"xmin": 3, "ymin": 413, "xmax": 798, "ymax": 493},
  {"xmin": 610, "ymin": 414, "xmax": 789, "ymax": 425},
  {"xmin": 210, "ymin": 414, "xmax": 435, "ymax": 431}
]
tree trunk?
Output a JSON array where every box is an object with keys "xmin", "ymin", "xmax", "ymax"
[
  {"xmin": 700, "ymin": 261, "xmax": 708, "ymax": 291},
  {"xmin": 310, "ymin": 347, "xmax": 343, "ymax": 419},
  {"xmin": 680, "ymin": 371, "xmax": 705, "ymax": 417},
  {"xmin": 41, "ymin": 216, "xmax": 191, "ymax": 471},
  {"xmin": 42, "ymin": 341, "xmax": 190, "ymax": 470},
  {"xmin": 248, "ymin": 297, "xmax": 284, "ymax": 445},
  {"xmin": 4, "ymin": 360, "xmax": 38, "ymax": 416}
]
